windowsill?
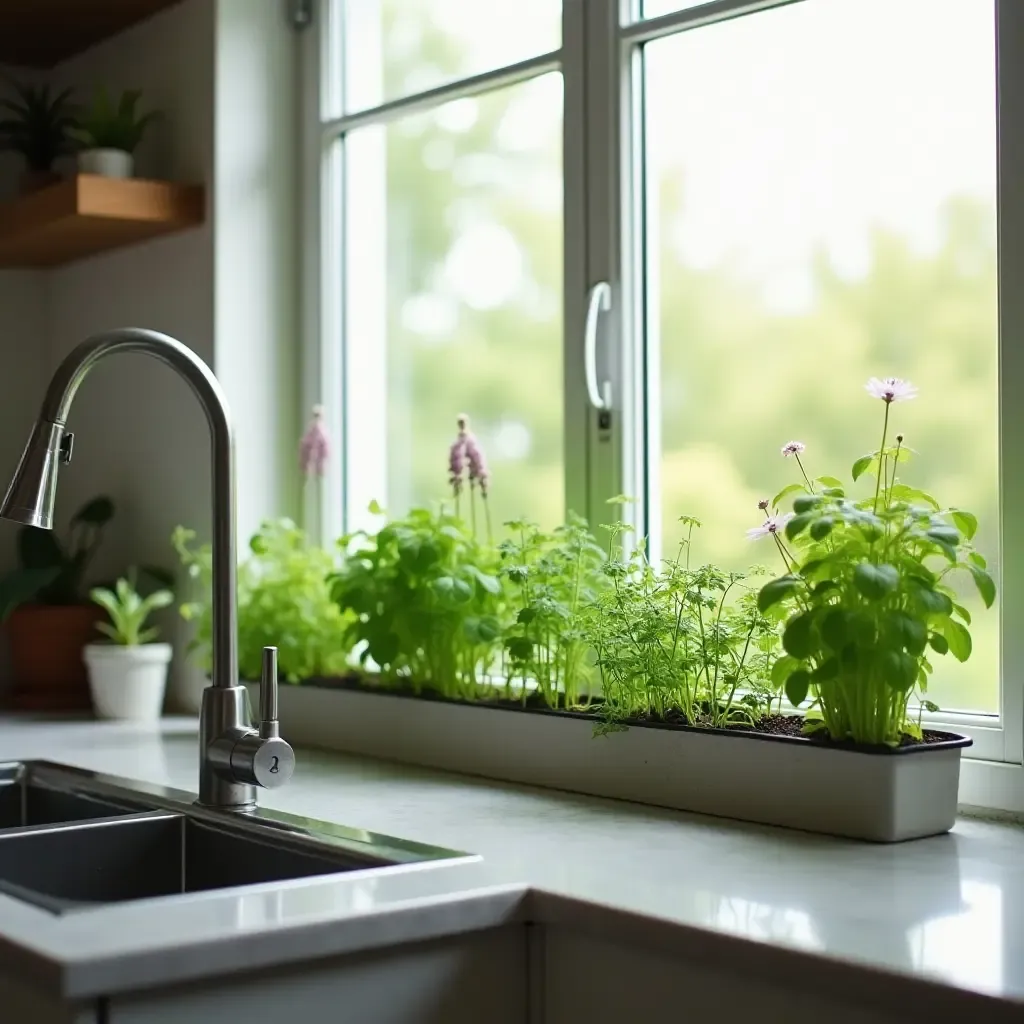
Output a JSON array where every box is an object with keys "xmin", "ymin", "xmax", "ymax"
[{"xmin": 0, "ymin": 715, "xmax": 1020, "ymax": 1010}]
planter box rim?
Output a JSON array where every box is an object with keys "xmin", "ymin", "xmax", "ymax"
[{"xmin": 285, "ymin": 676, "xmax": 973, "ymax": 758}]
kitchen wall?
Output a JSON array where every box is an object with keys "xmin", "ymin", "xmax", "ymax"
[{"xmin": 0, "ymin": 1, "xmax": 302, "ymax": 706}]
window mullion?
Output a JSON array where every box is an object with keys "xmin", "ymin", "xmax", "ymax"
[
  {"xmin": 578, "ymin": 0, "xmax": 631, "ymax": 533},
  {"xmin": 995, "ymin": 0, "xmax": 1024, "ymax": 763}
]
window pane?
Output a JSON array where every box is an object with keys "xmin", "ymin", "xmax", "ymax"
[
  {"xmin": 644, "ymin": 0, "xmax": 998, "ymax": 713},
  {"xmin": 344, "ymin": 73, "xmax": 565, "ymax": 533},
  {"xmin": 641, "ymin": 1, "xmax": 713, "ymax": 18},
  {"xmin": 343, "ymin": 0, "xmax": 561, "ymax": 113}
]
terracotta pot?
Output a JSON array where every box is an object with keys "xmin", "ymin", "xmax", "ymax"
[{"xmin": 5, "ymin": 604, "xmax": 104, "ymax": 711}]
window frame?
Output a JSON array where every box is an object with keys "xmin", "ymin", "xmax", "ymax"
[{"xmin": 302, "ymin": 0, "xmax": 1024, "ymax": 810}]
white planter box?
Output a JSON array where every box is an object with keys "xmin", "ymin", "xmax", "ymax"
[{"xmin": 253, "ymin": 683, "xmax": 971, "ymax": 842}]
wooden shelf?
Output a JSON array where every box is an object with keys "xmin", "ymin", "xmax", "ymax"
[
  {"xmin": 0, "ymin": 175, "xmax": 204, "ymax": 268},
  {"xmin": 0, "ymin": 0, "xmax": 183, "ymax": 67}
]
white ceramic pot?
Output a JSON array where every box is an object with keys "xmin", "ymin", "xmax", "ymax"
[
  {"xmin": 84, "ymin": 643, "xmax": 172, "ymax": 721},
  {"xmin": 77, "ymin": 148, "xmax": 134, "ymax": 179}
]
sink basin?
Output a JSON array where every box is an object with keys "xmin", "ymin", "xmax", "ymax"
[
  {"xmin": 0, "ymin": 812, "xmax": 392, "ymax": 913},
  {"xmin": 0, "ymin": 761, "xmax": 468, "ymax": 914},
  {"xmin": 0, "ymin": 762, "xmax": 135, "ymax": 829}
]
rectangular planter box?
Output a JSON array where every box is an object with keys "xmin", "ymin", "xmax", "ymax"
[{"xmin": 251, "ymin": 682, "xmax": 971, "ymax": 843}]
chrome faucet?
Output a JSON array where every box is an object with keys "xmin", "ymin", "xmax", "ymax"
[{"xmin": 0, "ymin": 328, "xmax": 295, "ymax": 809}]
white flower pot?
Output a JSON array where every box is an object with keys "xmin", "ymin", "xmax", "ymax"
[
  {"xmin": 84, "ymin": 643, "xmax": 172, "ymax": 722},
  {"xmin": 77, "ymin": 148, "xmax": 134, "ymax": 179},
  {"xmin": 250, "ymin": 681, "xmax": 972, "ymax": 843}
]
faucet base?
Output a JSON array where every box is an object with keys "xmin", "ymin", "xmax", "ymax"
[{"xmin": 198, "ymin": 685, "xmax": 258, "ymax": 809}]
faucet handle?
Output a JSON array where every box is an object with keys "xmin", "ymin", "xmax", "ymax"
[
  {"xmin": 259, "ymin": 646, "xmax": 280, "ymax": 737},
  {"xmin": 228, "ymin": 646, "xmax": 295, "ymax": 790}
]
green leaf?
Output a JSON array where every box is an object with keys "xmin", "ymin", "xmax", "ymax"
[
  {"xmin": 368, "ymin": 499, "xmax": 385, "ymax": 516},
  {"xmin": 943, "ymin": 620, "xmax": 973, "ymax": 663},
  {"xmin": 968, "ymin": 564, "xmax": 996, "ymax": 609},
  {"xmin": 782, "ymin": 612, "xmax": 816, "ymax": 659},
  {"xmin": 367, "ymin": 629, "xmax": 400, "ymax": 667},
  {"xmin": 431, "ymin": 575, "xmax": 473, "ymax": 605},
  {"xmin": 922, "ymin": 700, "xmax": 941, "ymax": 713},
  {"xmin": 785, "ymin": 513, "xmax": 813, "ymax": 540},
  {"xmin": 506, "ymin": 636, "xmax": 534, "ymax": 661},
  {"xmin": 812, "ymin": 657, "xmax": 838, "ymax": 681},
  {"xmin": 809, "ymin": 517, "xmax": 833, "ymax": 541},
  {"xmin": 757, "ymin": 575, "xmax": 802, "ymax": 613},
  {"xmin": 792, "ymin": 496, "xmax": 819, "ymax": 515},
  {"xmin": 952, "ymin": 510, "xmax": 979, "ymax": 541},
  {"xmin": 907, "ymin": 581, "xmax": 953, "ymax": 616},
  {"xmin": 466, "ymin": 566, "xmax": 501, "ymax": 595},
  {"xmin": 926, "ymin": 526, "xmax": 960, "ymax": 548},
  {"xmin": 953, "ymin": 603, "xmax": 972, "ymax": 626},
  {"xmin": 888, "ymin": 610, "xmax": 927, "ymax": 656},
  {"xmin": 517, "ymin": 607, "xmax": 537, "ymax": 624},
  {"xmin": 888, "ymin": 484, "xmax": 940, "ymax": 510},
  {"xmin": 853, "ymin": 562, "xmax": 899, "ymax": 600},
  {"xmin": 928, "ymin": 633, "xmax": 949, "ymax": 655},
  {"xmin": 881, "ymin": 650, "xmax": 918, "ymax": 693},
  {"xmin": 851, "ymin": 455, "xmax": 874, "ymax": 481},
  {"xmin": 816, "ymin": 476, "xmax": 844, "ymax": 489},
  {"xmin": 770, "ymin": 655, "xmax": 800, "ymax": 689},
  {"xmin": 771, "ymin": 483, "xmax": 806, "ymax": 509},
  {"xmin": 820, "ymin": 608, "xmax": 849, "ymax": 652},
  {"xmin": 811, "ymin": 579, "xmax": 838, "ymax": 598},
  {"xmin": 968, "ymin": 551, "xmax": 987, "ymax": 570},
  {"xmin": 785, "ymin": 670, "xmax": 811, "ymax": 708}
]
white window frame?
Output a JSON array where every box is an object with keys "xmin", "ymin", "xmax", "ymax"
[{"xmin": 302, "ymin": 0, "xmax": 1024, "ymax": 812}]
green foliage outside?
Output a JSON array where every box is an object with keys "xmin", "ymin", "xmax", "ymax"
[{"xmin": 372, "ymin": 3, "xmax": 999, "ymax": 714}]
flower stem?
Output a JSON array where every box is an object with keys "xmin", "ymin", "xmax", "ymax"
[
  {"xmin": 872, "ymin": 401, "xmax": 891, "ymax": 515},
  {"xmin": 794, "ymin": 453, "xmax": 814, "ymax": 493}
]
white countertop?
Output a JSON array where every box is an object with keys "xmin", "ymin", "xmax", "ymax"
[{"xmin": 0, "ymin": 715, "xmax": 1022, "ymax": 1012}]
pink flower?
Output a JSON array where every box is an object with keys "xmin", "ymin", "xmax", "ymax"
[
  {"xmin": 299, "ymin": 405, "xmax": 330, "ymax": 478},
  {"xmin": 746, "ymin": 513, "xmax": 794, "ymax": 541},
  {"xmin": 781, "ymin": 441, "xmax": 806, "ymax": 457},
  {"xmin": 757, "ymin": 497, "xmax": 770, "ymax": 511},
  {"xmin": 865, "ymin": 377, "xmax": 918, "ymax": 404},
  {"xmin": 449, "ymin": 417, "xmax": 467, "ymax": 497}
]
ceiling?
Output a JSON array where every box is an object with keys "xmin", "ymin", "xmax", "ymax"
[{"xmin": 0, "ymin": 0, "xmax": 183, "ymax": 68}]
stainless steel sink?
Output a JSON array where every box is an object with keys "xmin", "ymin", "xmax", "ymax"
[{"xmin": 0, "ymin": 762, "xmax": 468, "ymax": 915}]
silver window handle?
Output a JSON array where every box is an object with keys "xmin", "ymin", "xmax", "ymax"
[{"xmin": 584, "ymin": 281, "xmax": 612, "ymax": 411}]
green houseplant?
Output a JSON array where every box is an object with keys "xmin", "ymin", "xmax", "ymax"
[
  {"xmin": 0, "ymin": 495, "xmax": 116, "ymax": 710},
  {"xmin": 756, "ymin": 377, "xmax": 996, "ymax": 747},
  {"xmin": 69, "ymin": 87, "xmax": 160, "ymax": 180},
  {"xmin": 84, "ymin": 576, "xmax": 174, "ymax": 721},
  {"xmin": 0, "ymin": 78, "xmax": 77, "ymax": 193}
]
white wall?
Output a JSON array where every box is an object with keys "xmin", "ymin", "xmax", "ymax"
[{"xmin": 0, "ymin": 66, "xmax": 48, "ymax": 575}]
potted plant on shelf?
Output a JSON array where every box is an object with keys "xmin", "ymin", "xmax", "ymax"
[
  {"xmin": 84, "ymin": 574, "xmax": 174, "ymax": 721},
  {"xmin": 0, "ymin": 495, "xmax": 115, "ymax": 710},
  {"xmin": 69, "ymin": 87, "xmax": 160, "ymax": 180},
  {"xmin": 0, "ymin": 78, "xmax": 77, "ymax": 193}
]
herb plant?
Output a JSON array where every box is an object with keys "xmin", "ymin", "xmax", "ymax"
[
  {"xmin": 90, "ymin": 576, "xmax": 173, "ymax": 646},
  {"xmin": 330, "ymin": 503, "xmax": 503, "ymax": 699},
  {"xmin": 0, "ymin": 78, "xmax": 76, "ymax": 172},
  {"xmin": 0, "ymin": 495, "xmax": 115, "ymax": 619},
  {"xmin": 756, "ymin": 378, "xmax": 995, "ymax": 746},
  {"xmin": 581, "ymin": 506, "xmax": 779, "ymax": 730},
  {"xmin": 173, "ymin": 519, "xmax": 351, "ymax": 683},
  {"xmin": 69, "ymin": 88, "xmax": 159, "ymax": 153},
  {"xmin": 498, "ymin": 512, "xmax": 606, "ymax": 707}
]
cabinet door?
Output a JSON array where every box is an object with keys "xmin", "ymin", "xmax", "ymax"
[
  {"xmin": 542, "ymin": 927, "xmax": 891, "ymax": 1024},
  {"xmin": 108, "ymin": 927, "xmax": 527, "ymax": 1024},
  {"xmin": 0, "ymin": 970, "xmax": 97, "ymax": 1024}
]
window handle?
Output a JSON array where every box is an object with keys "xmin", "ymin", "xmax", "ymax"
[{"xmin": 584, "ymin": 281, "xmax": 612, "ymax": 411}]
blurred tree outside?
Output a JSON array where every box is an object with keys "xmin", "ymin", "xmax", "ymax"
[{"xmin": 362, "ymin": 0, "xmax": 998, "ymax": 712}]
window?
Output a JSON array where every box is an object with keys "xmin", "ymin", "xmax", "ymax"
[{"xmin": 306, "ymin": 0, "xmax": 1024, "ymax": 805}]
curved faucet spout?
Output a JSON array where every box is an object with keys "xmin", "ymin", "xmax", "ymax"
[{"xmin": 1, "ymin": 328, "xmax": 238, "ymax": 694}]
